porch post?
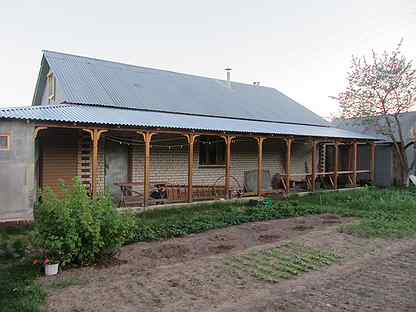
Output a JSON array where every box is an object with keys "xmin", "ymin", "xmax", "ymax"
[
  {"xmin": 84, "ymin": 128, "xmax": 107, "ymax": 197},
  {"xmin": 223, "ymin": 135, "xmax": 234, "ymax": 199},
  {"xmin": 311, "ymin": 140, "xmax": 317, "ymax": 192},
  {"xmin": 257, "ymin": 137, "xmax": 265, "ymax": 196},
  {"xmin": 370, "ymin": 142, "xmax": 376, "ymax": 184},
  {"xmin": 285, "ymin": 138, "xmax": 293, "ymax": 193},
  {"xmin": 352, "ymin": 141, "xmax": 358, "ymax": 186},
  {"xmin": 186, "ymin": 134, "xmax": 198, "ymax": 203},
  {"xmin": 141, "ymin": 131, "xmax": 153, "ymax": 207},
  {"xmin": 334, "ymin": 141, "xmax": 339, "ymax": 190},
  {"xmin": 33, "ymin": 126, "xmax": 48, "ymax": 141}
]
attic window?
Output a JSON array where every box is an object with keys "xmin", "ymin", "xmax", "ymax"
[
  {"xmin": 0, "ymin": 134, "xmax": 10, "ymax": 151},
  {"xmin": 47, "ymin": 72, "xmax": 56, "ymax": 102}
]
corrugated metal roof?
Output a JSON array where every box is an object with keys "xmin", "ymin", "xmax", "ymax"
[
  {"xmin": 40, "ymin": 50, "xmax": 329, "ymax": 127},
  {"xmin": 0, "ymin": 104, "xmax": 378, "ymax": 140}
]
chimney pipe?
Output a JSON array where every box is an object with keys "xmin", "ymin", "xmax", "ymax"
[{"xmin": 225, "ymin": 68, "xmax": 232, "ymax": 82}]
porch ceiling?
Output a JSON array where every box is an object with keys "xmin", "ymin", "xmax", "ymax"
[{"xmin": 0, "ymin": 104, "xmax": 378, "ymax": 140}]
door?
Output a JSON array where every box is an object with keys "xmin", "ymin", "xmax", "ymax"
[
  {"xmin": 40, "ymin": 129, "xmax": 78, "ymax": 196},
  {"xmin": 375, "ymin": 144, "xmax": 393, "ymax": 187},
  {"xmin": 104, "ymin": 140, "xmax": 129, "ymax": 202}
]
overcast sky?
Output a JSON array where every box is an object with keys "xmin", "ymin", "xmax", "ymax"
[{"xmin": 0, "ymin": 0, "xmax": 415, "ymax": 118}]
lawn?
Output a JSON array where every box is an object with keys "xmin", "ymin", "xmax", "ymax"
[
  {"xmin": 134, "ymin": 186, "xmax": 416, "ymax": 241},
  {"xmin": 2, "ymin": 187, "xmax": 416, "ymax": 311}
]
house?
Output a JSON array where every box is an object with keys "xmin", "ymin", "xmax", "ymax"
[
  {"xmin": 334, "ymin": 112, "xmax": 416, "ymax": 186},
  {"xmin": 0, "ymin": 51, "xmax": 377, "ymax": 222}
]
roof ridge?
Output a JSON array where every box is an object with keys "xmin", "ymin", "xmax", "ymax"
[
  {"xmin": 0, "ymin": 104, "xmax": 72, "ymax": 112},
  {"xmin": 40, "ymin": 50, "xmax": 329, "ymax": 127},
  {"xmin": 43, "ymin": 50, "xmax": 273, "ymax": 90}
]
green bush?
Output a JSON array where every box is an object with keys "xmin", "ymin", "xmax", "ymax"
[{"xmin": 33, "ymin": 178, "xmax": 136, "ymax": 266}]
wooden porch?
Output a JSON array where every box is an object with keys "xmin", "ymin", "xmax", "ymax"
[{"xmin": 33, "ymin": 125, "xmax": 376, "ymax": 208}]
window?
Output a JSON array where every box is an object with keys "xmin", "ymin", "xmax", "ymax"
[
  {"xmin": 47, "ymin": 72, "xmax": 56, "ymax": 102},
  {"xmin": 198, "ymin": 136, "xmax": 225, "ymax": 166},
  {"xmin": 0, "ymin": 134, "xmax": 10, "ymax": 151}
]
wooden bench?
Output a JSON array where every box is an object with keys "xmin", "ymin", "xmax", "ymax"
[{"xmin": 163, "ymin": 184, "xmax": 226, "ymax": 203}]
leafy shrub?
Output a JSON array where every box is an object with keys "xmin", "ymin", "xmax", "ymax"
[
  {"xmin": 33, "ymin": 177, "xmax": 136, "ymax": 266},
  {"xmin": 32, "ymin": 188, "xmax": 79, "ymax": 266}
]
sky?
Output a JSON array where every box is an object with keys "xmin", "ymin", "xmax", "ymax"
[{"xmin": 0, "ymin": 0, "xmax": 415, "ymax": 118}]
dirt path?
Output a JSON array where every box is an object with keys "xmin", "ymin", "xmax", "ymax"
[{"xmin": 41, "ymin": 215, "xmax": 416, "ymax": 312}]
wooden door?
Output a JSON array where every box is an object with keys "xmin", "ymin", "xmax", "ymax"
[{"xmin": 40, "ymin": 129, "xmax": 78, "ymax": 196}]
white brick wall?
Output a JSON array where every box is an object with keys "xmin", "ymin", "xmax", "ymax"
[
  {"xmin": 88, "ymin": 135, "xmax": 313, "ymax": 194},
  {"xmin": 129, "ymin": 137, "xmax": 310, "ymax": 189}
]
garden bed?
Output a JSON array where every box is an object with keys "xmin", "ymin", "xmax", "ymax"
[{"xmin": 41, "ymin": 214, "xmax": 352, "ymax": 312}]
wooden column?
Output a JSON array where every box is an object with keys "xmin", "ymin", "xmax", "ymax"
[
  {"xmin": 370, "ymin": 142, "xmax": 376, "ymax": 183},
  {"xmin": 285, "ymin": 138, "xmax": 293, "ymax": 193},
  {"xmin": 223, "ymin": 135, "xmax": 234, "ymax": 199},
  {"xmin": 257, "ymin": 137, "xmax": 265, "ymax": 196},
  {"xmin": 140, "ymin": 131, "xmax": 153, "ymax": 207},
  {"xmin": 186, "ymin": 134, "xmax": 198, "ymax": 203},
  {"xmin": 334, "ymin": 141, "xmax": 339, "ymax": 190},
  {"xmin": 84, "ymin": 128, "xmax": 107, "ymax": 197},
  {"xmin": 352, "ymin": 141, "xmax": 358, "ymax": 186},
  {"xmin": 33, "ymin": 126, "xmax": 48, "ymax": 141},
  {"xmin": 311, "ymin": 140, "xmax": 317, "ymax": 192}
]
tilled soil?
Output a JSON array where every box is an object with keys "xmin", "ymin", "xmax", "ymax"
[
  {"xmin": 218, "ymin": 240, "xmax": 416, "ymax": 312},
  {"xmin": 41, "ymin": 214, "xmax": 416, "ymax": 312}
]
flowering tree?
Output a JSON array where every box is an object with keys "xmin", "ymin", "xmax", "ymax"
[{"xmin": 333, "ymin": 41, "xmax": 416, "ymax": 185}]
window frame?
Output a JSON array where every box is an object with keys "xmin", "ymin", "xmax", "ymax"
[
  {"xmin": 0, "ymin": 134, "xmax": 10, "ymax": 151},
  {"xmin": 47, "ymin": 72, "xmax": 56, "ymax": 102},
  {"xmin": 198, "ymin": 137, "xmax": 226, "ymax": 167}
]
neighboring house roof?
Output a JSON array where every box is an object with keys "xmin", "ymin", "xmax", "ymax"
[
  {"xmin": 0, "ymin": 104, "xmax": 377, "ymax": 140},
  {"xmin": 34, "ymin": 50, "xmax": 329, "ymax": 127},
  {"xmin": 333, "ymin": 111, "xmax": 416, "ymax": 144}
]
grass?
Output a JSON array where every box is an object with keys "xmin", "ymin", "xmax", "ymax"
[
  {"xmin": 0, "ymin": 260, "xmax": 46, "ymax": 312},
  {"xmin": 0, "ymin": 226, "xmax": 46, "ymax": 312},
  {"xmin": 44, "ymin": 277, "xmax": 83, "ymax": 290},
  {"xmin": 224, "ymin": 242, "xmax": 341, "ymax": 283},
  {"xmin": 293, "ymin": 187, "xmax": 416, "ymax": 238},
  {"xmin": 134, "ymin": 187, "xmax": 416, "ymax": 241}
]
